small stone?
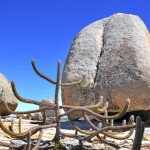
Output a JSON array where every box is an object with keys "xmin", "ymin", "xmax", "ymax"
[{"xmin": 11, "ymin": 139, "xmax": 26, "ymax": 145}]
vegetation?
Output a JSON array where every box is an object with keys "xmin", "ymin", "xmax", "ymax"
[{"xmin": 0, "ymin": 60, "xmax": 145, "ymax": 149}]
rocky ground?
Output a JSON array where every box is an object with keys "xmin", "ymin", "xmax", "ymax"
[{"xmin": 0, "ymin": 118, "xmax": 150, "ymax": 150}]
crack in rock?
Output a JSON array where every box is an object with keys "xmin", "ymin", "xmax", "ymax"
[{"xmin": 94, "ymin": 17, "xmax": 112, "ymax": 86}]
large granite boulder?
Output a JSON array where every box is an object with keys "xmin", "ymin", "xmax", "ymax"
[
  {"xmin": 0, "ymin": 73, "xmax": 18, "ymax": 116},
  {"xmin": 62, "ymin": 13, "xmax": 150, "ymax": 120}
]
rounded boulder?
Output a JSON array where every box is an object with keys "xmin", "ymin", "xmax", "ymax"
[
  {"xmin": 62, "ymin": 13, "xmax": 150, "ymax": 120},
  {"xmin": 0, "ymin": 73, "xmax": 18, "ymax": 116}
]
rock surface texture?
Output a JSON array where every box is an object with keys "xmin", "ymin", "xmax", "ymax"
[
  {"xmin": 0, "ymin": 73, "xmax": 18, "ymax": 116},
  {"xmin": 62, "ymin": 13, "xmax": 150, "ymax": 120}
]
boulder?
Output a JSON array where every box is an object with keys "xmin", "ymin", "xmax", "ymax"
[
  {"xmin": 62, "ymin": 13, "xmax": 150, "ymax": 120},
  {"xmin": 16, "ymin": 114, "xmax": 27, "ymax": 119},
  {"xmin": 39, "ymin": 98, "xmax": 55, "ymax": 121},
  {"xmin": 0, "ymin": 73, "xmax": 18, "ymax": 116},
  {"xmin": 26, "ymin": 112, "xmax": 43, "ymax": 121}
]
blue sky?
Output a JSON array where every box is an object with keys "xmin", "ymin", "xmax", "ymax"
[{"xmin": 0, "ymin": 0, "xmax": 150, "ymax": 111}]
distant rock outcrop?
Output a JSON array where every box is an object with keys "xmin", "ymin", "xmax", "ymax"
[
  {"xmin": 62, "ymin": 13, "xmax": 150, "ymax": 120},
  {"xmin": 39, "ymin": 98, "xmax": 55, "ymax": 121},
  {"xmin": 0, "ymin": 73, "xmax": 18, "ymax": 116},
  {"xmin": 16, "ymin": 114, "xmax": 27, "ymax": 119},
  {"xmin": 26, "ymin": 112, "xmax": 43, "ymax": 121}
]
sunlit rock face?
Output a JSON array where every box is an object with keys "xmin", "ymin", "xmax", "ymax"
[
  {"xmin": 0, "ymin": 73, "xmax": 18, "ymax": 116},
  {"xmin": 62, "ymin": 13, "xmax": 150, "ymax": 120}
]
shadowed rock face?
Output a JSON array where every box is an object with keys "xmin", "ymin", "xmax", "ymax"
[
  {"xmin": 62, "ymin": 13, "xmax": 150, "ymax": 120},
  {"xmin": 0, "ymin": 73, "xmax": 18, "ymax": 116}
]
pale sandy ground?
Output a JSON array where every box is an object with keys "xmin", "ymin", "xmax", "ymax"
[{"xmin": 0, "ymin": 119, "xmax": 150, "ymax": 150}]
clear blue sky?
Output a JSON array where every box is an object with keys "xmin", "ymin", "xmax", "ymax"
[{"xmin": 0, "ymin": 0, "xmax": 150, "ymax": 111}]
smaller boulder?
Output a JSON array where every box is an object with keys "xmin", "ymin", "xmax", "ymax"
[
  {"xmin": 39, "ymin": 98, "xmax": 55, "ymax": 121},
  {"xmin": 16, "ymin": 114, "xmax": 27, "ymax": 119},
  {"xmin": 26, "ymin": 112, "xmax": 43, "ymax": 121},
  {"xmin": 0, "ymin": 73, "xmax": 18, "ymax": 116}
]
